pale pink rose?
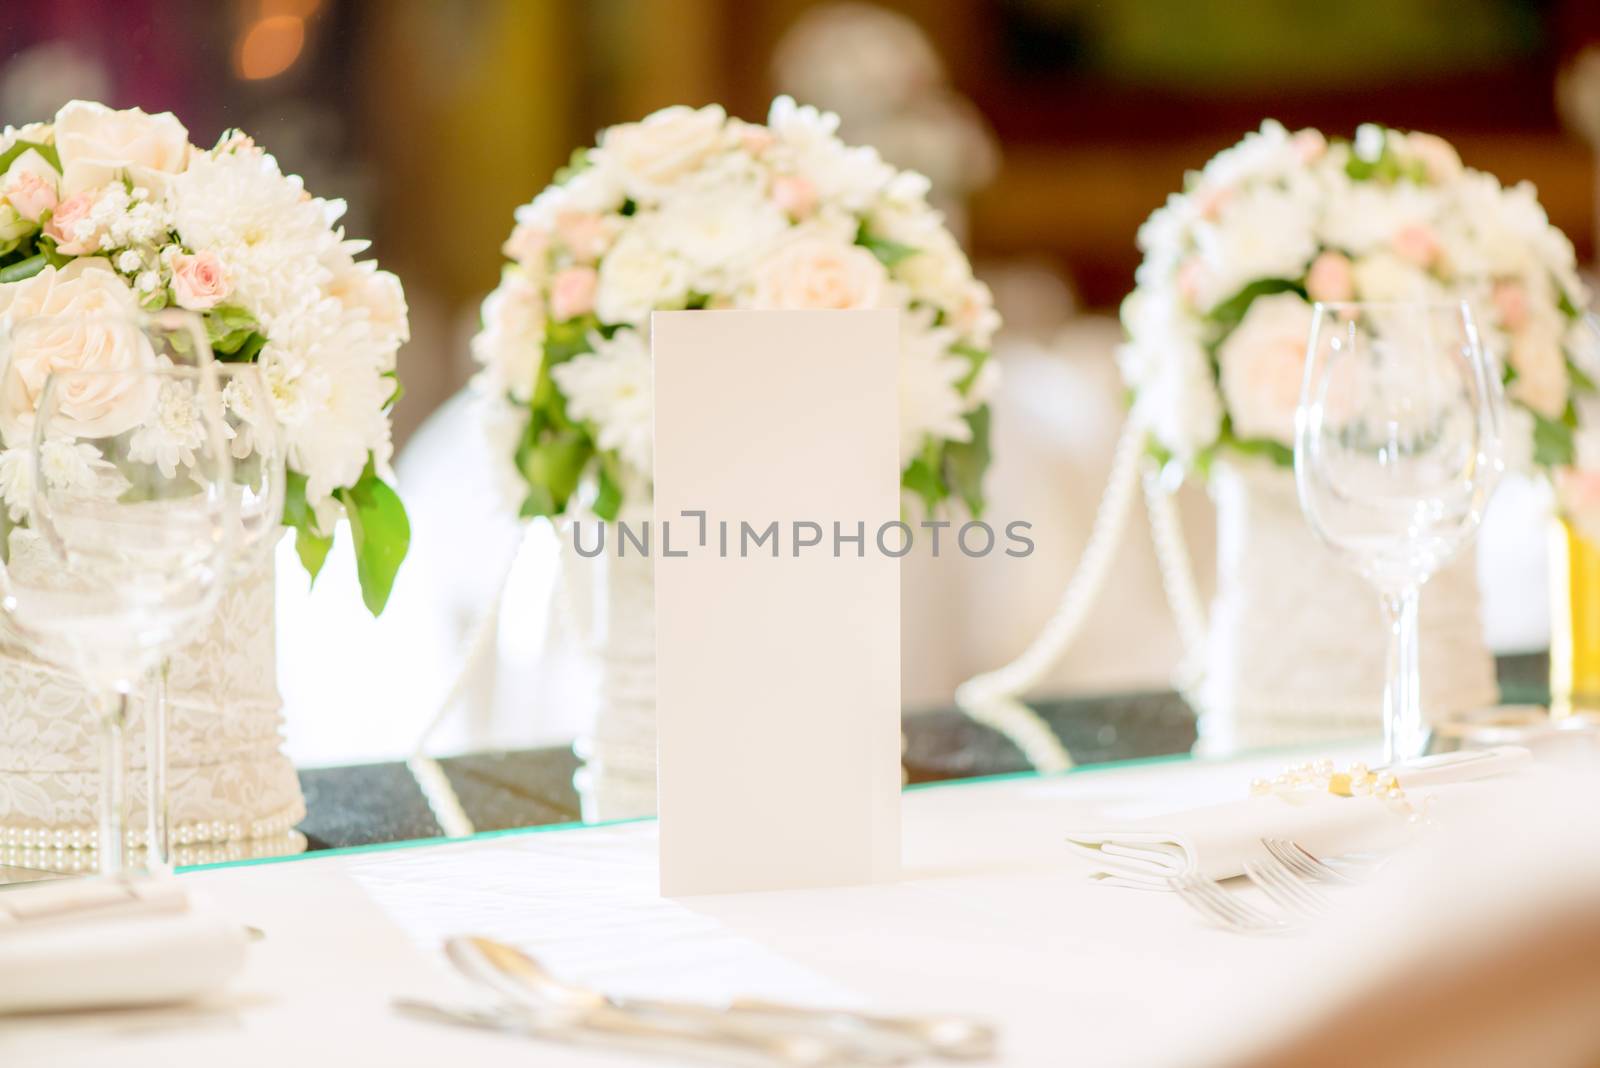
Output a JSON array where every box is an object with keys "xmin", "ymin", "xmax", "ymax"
[
  {"xmin": 772, "ymin": 175, "xmax": 818, "ymax": 219},
  {"xmin": 1195, "ymin": 184, "xmax": 1234, "ymax": 221},
  {"xmin": 554, "ymin": 211, "xmax": 618, "ymax": 263},
  {"xmin": 746, "ymin": 236, "xmax": 887, "ymax": 311},
  {"xmin": 1176, "ymin": 257, "xmax": 1208, "ymax": 307},
  {"xmin": 1558, "ymin": 469, "xmax": 1600, "ymax": 545},
  {"xmin": 43, "ymin": 191, "xmax": 99, "ymax": 254},
  {"xmin": 1216, "ymin": 292, "xmax": 1316, "ymax": 445},
  {"xmin": 1392, "ymin": 224, "xmax": 1440, "ymax": 268},
  {"xmin": 739, "ymin": 126, "xmax": 775, "ymax": 156},
  {"xmin": 4, "ymin": 168, "xmax": 56, "ymax": 223},
  {"xmin": 501, "ymin": 223, "xmax": 549, "ymax": 267},
  {"xmin": 1404, "ymin": 132, "xmax": 1462, "ymax": 184},
  {"xmin": 0, "ymin": 260, "xmax": 156, "ymax": 443},
  {"xmin": 169, "ymin": 250, "xmax": 230, "ymax": 310},
  {"xmin": 549, "ymin": 266, "xmax": 598, "ymax": 321},
  {"xmin": 1306, "ymin": 251, "xmax": 1355, "ymax": 303},
  {"xmin": 1509, "ymin": 325, "xmax": 1568, "ymax": 419},
  {"xmin": 1493, "ymin": 280, "xmax": 1529, "ymax": 332},
  {"xmin": 1291, "ymin": 129, "xmax": 1327, "ymax": 163}
]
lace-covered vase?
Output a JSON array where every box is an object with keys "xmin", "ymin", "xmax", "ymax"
[
  {"xmin": 563, "ymin": 521, "xmax": 657, "ymax": 822},
  {"xmin": 0, "ymin": 531, "xmax": 305, "ymax": 869},
  {"xmin": 1194, "ymin": 459, "xmax": 1498, "ymax": 752}
]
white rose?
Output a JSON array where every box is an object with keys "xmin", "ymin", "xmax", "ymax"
[
  {"xmin": 1216, "ymin": 292, "xmax": 1316, "ymax": 445},
  {"xmin": 1351, "ymin": 251, "xmax": 1443, "ymax": 303},
  {"xmin": 1508, "ymin": 317, "xmax": 1569, "ymax": 420},
  {"xmin": 596, "ymin": 104, "xmax": 728, "ymax": 204},
  {"xmin": 745, "ymin": 234, "xmax": 888, "ymax": 310},
  {"xmin": 471, "ymin": 267, "xmax": 546, "ymax": 403},
  {"xmin": 53, "ymin": 100, "xmax": 190, "ymax": 196},
  {"xmin": 594, "ymin": 225, "xmax": 690, "ymax": 326},
  {"xmin": 892, "ymin": 227, "xmax": 974, "ymax": 311},
  {"xmin": 327, "ymin": 258, "xmax": 410, "ymax": 355},
  {"xmin": 0, "ymin": 260, "xmax": 157, "ymax": 444}
]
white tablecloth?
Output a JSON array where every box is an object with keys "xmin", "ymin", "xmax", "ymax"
[{"xmin": 6, "ymin": 741, "xmax": 1578, "ymax": 1067}]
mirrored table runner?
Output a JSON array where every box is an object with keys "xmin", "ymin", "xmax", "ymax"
[{"xmin": 291, "ymin": 652, "xmax": 1547, "ymax": 853}]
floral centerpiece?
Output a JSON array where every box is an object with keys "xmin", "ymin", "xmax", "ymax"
[
  {"xmin": 1117, "ymin": 121, "xmax": 1589, "ymax": 748},
  {"xmin": 471, "ymin": 97, "xmax": 997, "ymax": 814},
  {"xmin": 0, "ymin": 100, "xmax": 410, "ymax": 615},
  {"xmin": 1120, "ymin": 120, "xmax": 1590, "ymax": 474},
  {"xmin": 471, "ymin": 96, "xmax": 998, "ymax": 521},
  {"xmin": 0, "ymin": 101, "xmax": 409, "ymax": 855}
]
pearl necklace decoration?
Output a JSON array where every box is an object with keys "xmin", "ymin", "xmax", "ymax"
[{"xmin": 1250, "ymin": 758, "xmax": 1436, "ymax": 823}]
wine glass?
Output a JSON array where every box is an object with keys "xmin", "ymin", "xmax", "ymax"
[
  {"xmin": 1295, "ymin": 300, "xmax": 1504, "ymax": 764},
  {"xmin": 142, "ymin": 363, "xmax": 284, "ymax": 868},
  {"xmin": 0, "ymin": 314, "xmax": 232, "ymax": 875}
]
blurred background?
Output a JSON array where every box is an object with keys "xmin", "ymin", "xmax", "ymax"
[{"xmin": 7, "ymin": 0, "xmax": 1600, "ymax": 765}]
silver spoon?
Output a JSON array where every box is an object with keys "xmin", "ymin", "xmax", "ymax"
[{"xmin": 445, "ymin": 935, "xmax": 879, "ymax": 1067}]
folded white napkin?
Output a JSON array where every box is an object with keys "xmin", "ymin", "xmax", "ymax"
[
  {"xmin": 1065, "ymin": 747, "xmax": 1532, "ymax": 889},
  {"xmin": 0, "ymin": 875, "xmax": 248, "ymax": 1014}
]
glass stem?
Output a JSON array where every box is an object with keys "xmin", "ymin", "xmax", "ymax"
[
  {"xmin": 1380, "ymin": 586, "xmax": 1424, "ymax": 765},
  {"xmin": 97, "ymin": 688, "xmax": 130, "ymax": 876},
  {"xmin": 144, "ymin": 660, "xmax": 171, "ymax": 872}
]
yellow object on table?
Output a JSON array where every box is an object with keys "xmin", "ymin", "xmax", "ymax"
[{"xmin": 1550, "ymin": 516, "xmax": 1600, "ymax": 716}]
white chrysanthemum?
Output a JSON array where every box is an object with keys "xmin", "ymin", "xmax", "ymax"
[
  {"xmin": 0, "ymin": 447, "xmax": 31, "ymax": 521},
  {"xmin": 898, "ymin": 318, "xmax": 971, "ymax": 466},
  {"xmin": 37, "ymin": 438, "xmax": 126, "ymax": 500},
  {"xmin": 594, "ymin": 222, "xmax": 690, "ymax": 326},
  {"xmin": 651, "ymin": 181, "xmax": 787, "ymax": 293},
  {"xmin": 766, "ymin": 96, "xmax": 895, "ymax": 212},
  {"xmin": 471, "ymin": 267, "xmax": 545, "ymax": 403},
  {"xmin": 324, "ymin": 241, "xmax": 409, "ymax": 358},
  {"xmin": 1317, "ymin": 169, "xmax": 1440, "ymax": 257},
  {"xmin": 1190, "ymin": 186, "xmax": 1319, "ymax": 310},
  {"xmin": 550, "ymin": 328, "xmax": 653, "ymax": 476},
  {"xmin": 260, "ymin": 297, "xmax": 393, "ymax": 506},
  {"xmin": 127, "ymin": 376, "xmax": 206, "ymax": 478},
  {"xmin": 168, "ymin": 145, "xmax": 340, "ymax": 326}
]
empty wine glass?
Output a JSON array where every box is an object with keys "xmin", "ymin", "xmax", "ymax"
[
  {"xmin": 143, "ymin": 363, "xmax": 284, "ymax": 868},
  {"xmin": 0, "ymin": 313, "xmax": 232, "ymax": 875},
  {"xmin": 1295, "ymin": 300, "xmax": 1504, "ymax": 763}
]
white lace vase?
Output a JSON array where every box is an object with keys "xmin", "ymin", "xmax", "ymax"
[
  {"xmin": 1194, "ymin": 459, "xmax": 1498, "ymax": 753},
  {"xmin": 0, "ymin": 531, "xmax": 305, "ymax": 871},
  {"xmin": 564, "ymin": 526, "xmax": 657, "ymax": 821}
]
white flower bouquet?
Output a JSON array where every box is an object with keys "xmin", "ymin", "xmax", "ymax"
[
  {"xmin": 1119, "ymin": 121, "xmax": 1591, "ymax": 477},
  {"xmin": 472, "ymin": 97, "xmax": 999, "ymax": 520},
  {"xmin": 0, "ymin": 101, "xmax": 409, "ymax": 613}
]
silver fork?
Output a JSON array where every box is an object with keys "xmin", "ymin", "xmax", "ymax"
[
  {"xmin": 1261, "ymin": 838, "xmax": 1360, "ymax": 885},
  {"xmin": 1167, "ymin": 873, "xmax": 1297, "ymax": 934},
  {"xmin": 1243, "ymin": 856, "xmax": 1330, "ymax": 918}
]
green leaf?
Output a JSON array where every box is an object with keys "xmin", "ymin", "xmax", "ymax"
[
  {"xmin": 593, "ymin": 456, "xmax": 622, "ymax": 522},
  {"xmin": 294, "ymin": 526, "xmax": 333, "ymax": 580},
  {"xmin": 205, "ymin": 306, "xmax": 263, "ymax": 356},
  {"xmin": 1228, "ymin": 435, "xmax": 1294, "ymax": 466},
  {"xmin": 901, "ymin": 447, "xmax": 948, "ymax": 514},
  {"xmin": 516, "ymin": 427, "xmax": 590, "ymax": 515},
  {"xmin": 1206, "ymin": 278, "xmax": 1305, "ymax": 327},
  {"xmin": 0, "ymin": 253, "xmax": 48, "ymax": 284},
  {"xmin": 281, "ymin": 469, "xmax": 332, "ymax": 583},
  {"xmin": 1570, "ymin": 359, "xmax": 1597, "ymax": 395},
  {"xmin": 856, "ymin": 226, "xmax": 918, "ymax": 268},
  {"xmin": 1559, "ymin": 287, "xmax": 1581, "ymax": 320},
  {"xmin": 0, "ymin": 139, "xmax": 60, "ymax": 176},
  {"xmin": 951, "ymin": 342, "xmax": 989, "ymax": 394},
  {"xmin": 944, "ymin": 406, "xmax": 992, "ymax": 515},
  {"xmin": 335, "ymin": 464, "xmax": 411, "ymax": 616},
  {"xmin": 544, "ymin": 314, "xmax": 598, "ymax": 365},
  {"xmin": 1533, "ymin": 412, "xmax": 1576, "ymax": 468},
  {"xmin": 384, "ymin": 371, "xmax": 405, "ymax": 408}
]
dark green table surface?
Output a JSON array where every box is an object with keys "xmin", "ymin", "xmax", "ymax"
[{"xmin": 293, "ymin": 653, "xmax": 1550, "ymax": 852}]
